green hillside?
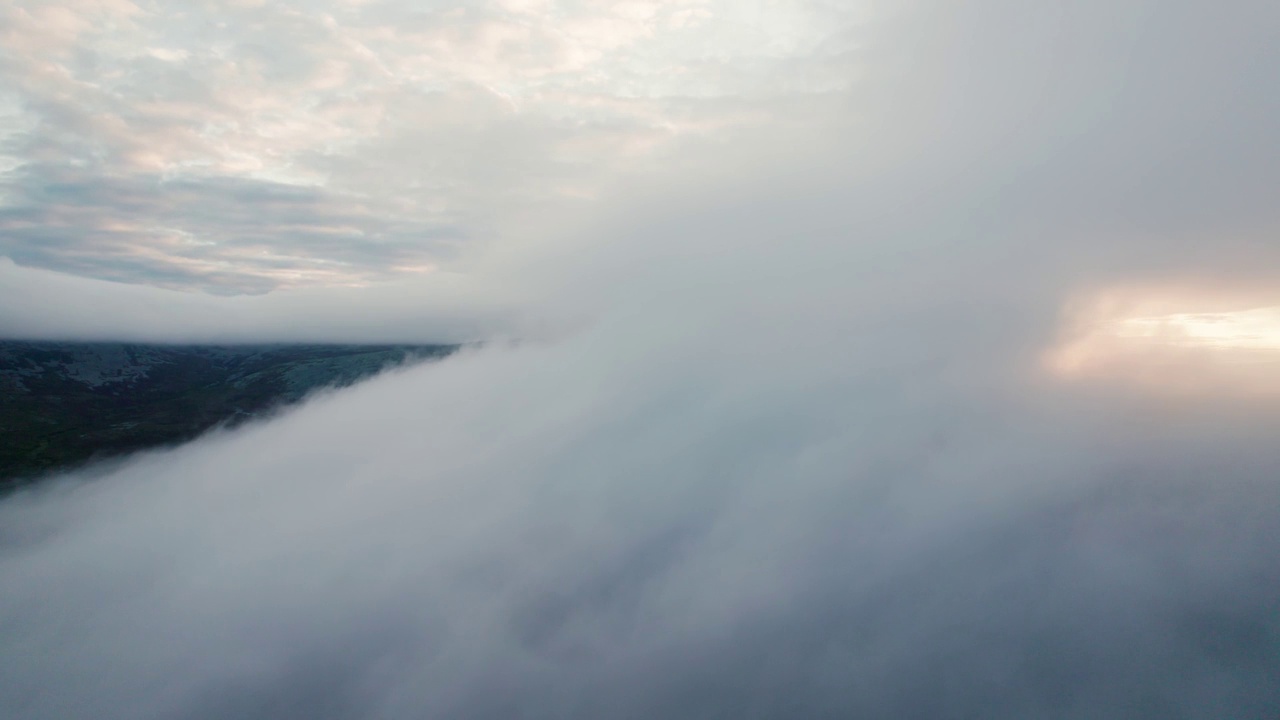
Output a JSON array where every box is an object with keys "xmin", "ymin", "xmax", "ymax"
[{"xmin": 0, "ymin": 341, "xmax": 455, "ymax": 489}]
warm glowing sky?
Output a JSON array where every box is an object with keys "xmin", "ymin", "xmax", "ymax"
[{"xmin": 1046, "ymin": 285, "xmax": 1280, "ymax": 395}]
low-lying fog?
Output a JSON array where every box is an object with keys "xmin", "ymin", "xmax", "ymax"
[{"xmin": 2, "ymin": 1, "xmax": 1279, "ymax": 718}]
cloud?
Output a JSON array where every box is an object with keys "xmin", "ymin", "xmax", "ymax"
[
  {"xmin": 0, "ymin": 256, "xmax": 514, "ymax": 344},
  {"xmin": 3, "ymin": 257, "xmax": 1279, "ymax": 718},
  {"xmin": 0, "ymin": 167, "xmax": 466, "ymax": 294},
  {"xmin": 3, "ymin": 1, "xmax": 1280, "ymax": 718},
  {"xmin": 0, "ymin": 0, "xmax": 858, "ymax": 293}
]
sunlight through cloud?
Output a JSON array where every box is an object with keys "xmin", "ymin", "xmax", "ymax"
[{"xmin": 1046, "ymin": 284, "xmax": 1280, "ymax": 395}]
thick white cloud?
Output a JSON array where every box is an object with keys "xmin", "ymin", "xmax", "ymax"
[{"xmin": 3, "ymin": 1, "xmax": 1280, "ymax": 718}]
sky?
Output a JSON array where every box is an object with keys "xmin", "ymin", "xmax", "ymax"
[
  {"xmin": 0, "ymin": 0, "xmax": 860, "ymax": 296},
  {"xmin": 3, "ymin": 1, "xmax": 1280, "ymax": 718}
]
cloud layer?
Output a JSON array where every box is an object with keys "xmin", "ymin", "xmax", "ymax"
[
  {"xmin": 0, "ymin": 0, "xmax": 857, "ymax": 292},
  {"xmin": 3, "ymin": 1, "xmax": 1280, "ymax": 718}
]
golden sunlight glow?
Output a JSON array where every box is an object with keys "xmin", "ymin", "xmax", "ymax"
[
  {"xmin": 1045, "ymin": 283, "xmax": 1280, "ymax": 395},
  {"xmin": 1110, "ymin": 307, "xmax": 1280, "ymax": 352}
]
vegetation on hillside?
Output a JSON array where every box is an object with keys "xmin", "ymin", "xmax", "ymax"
[{"xmin": 0, "ymin": 342, "xmax": 455, "ymax": 489}]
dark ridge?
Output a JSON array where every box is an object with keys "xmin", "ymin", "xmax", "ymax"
[{"xmin": 0, "ymin": 341, "xmax": 457, "ymax": 490}]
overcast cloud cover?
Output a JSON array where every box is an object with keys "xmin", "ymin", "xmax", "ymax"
[
  {"xmin": 0, "ymin": 0, "xmax": 858, "ymax": 294},
  {"xmin": 3, "ymin": 1, "xmax": 1280, "ymax": 718}
]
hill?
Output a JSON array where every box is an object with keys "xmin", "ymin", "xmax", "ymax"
[{"xmin": 0, "ymin": 341, "xmax": 455, "ymax": 488}]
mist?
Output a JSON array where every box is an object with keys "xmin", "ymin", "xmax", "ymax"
[{"xmin": 3, "ymin": 1, "xmax": 1280, "ymax": 718}]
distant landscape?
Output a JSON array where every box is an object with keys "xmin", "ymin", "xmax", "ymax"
[{"xmin": 0, "ymin": 341, "xmax": 456, "ymax": 489}]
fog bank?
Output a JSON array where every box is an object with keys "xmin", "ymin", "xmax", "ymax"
[{"xmin": 3, "ymin": 1, "xmax": 1280, "ymax": 718}]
